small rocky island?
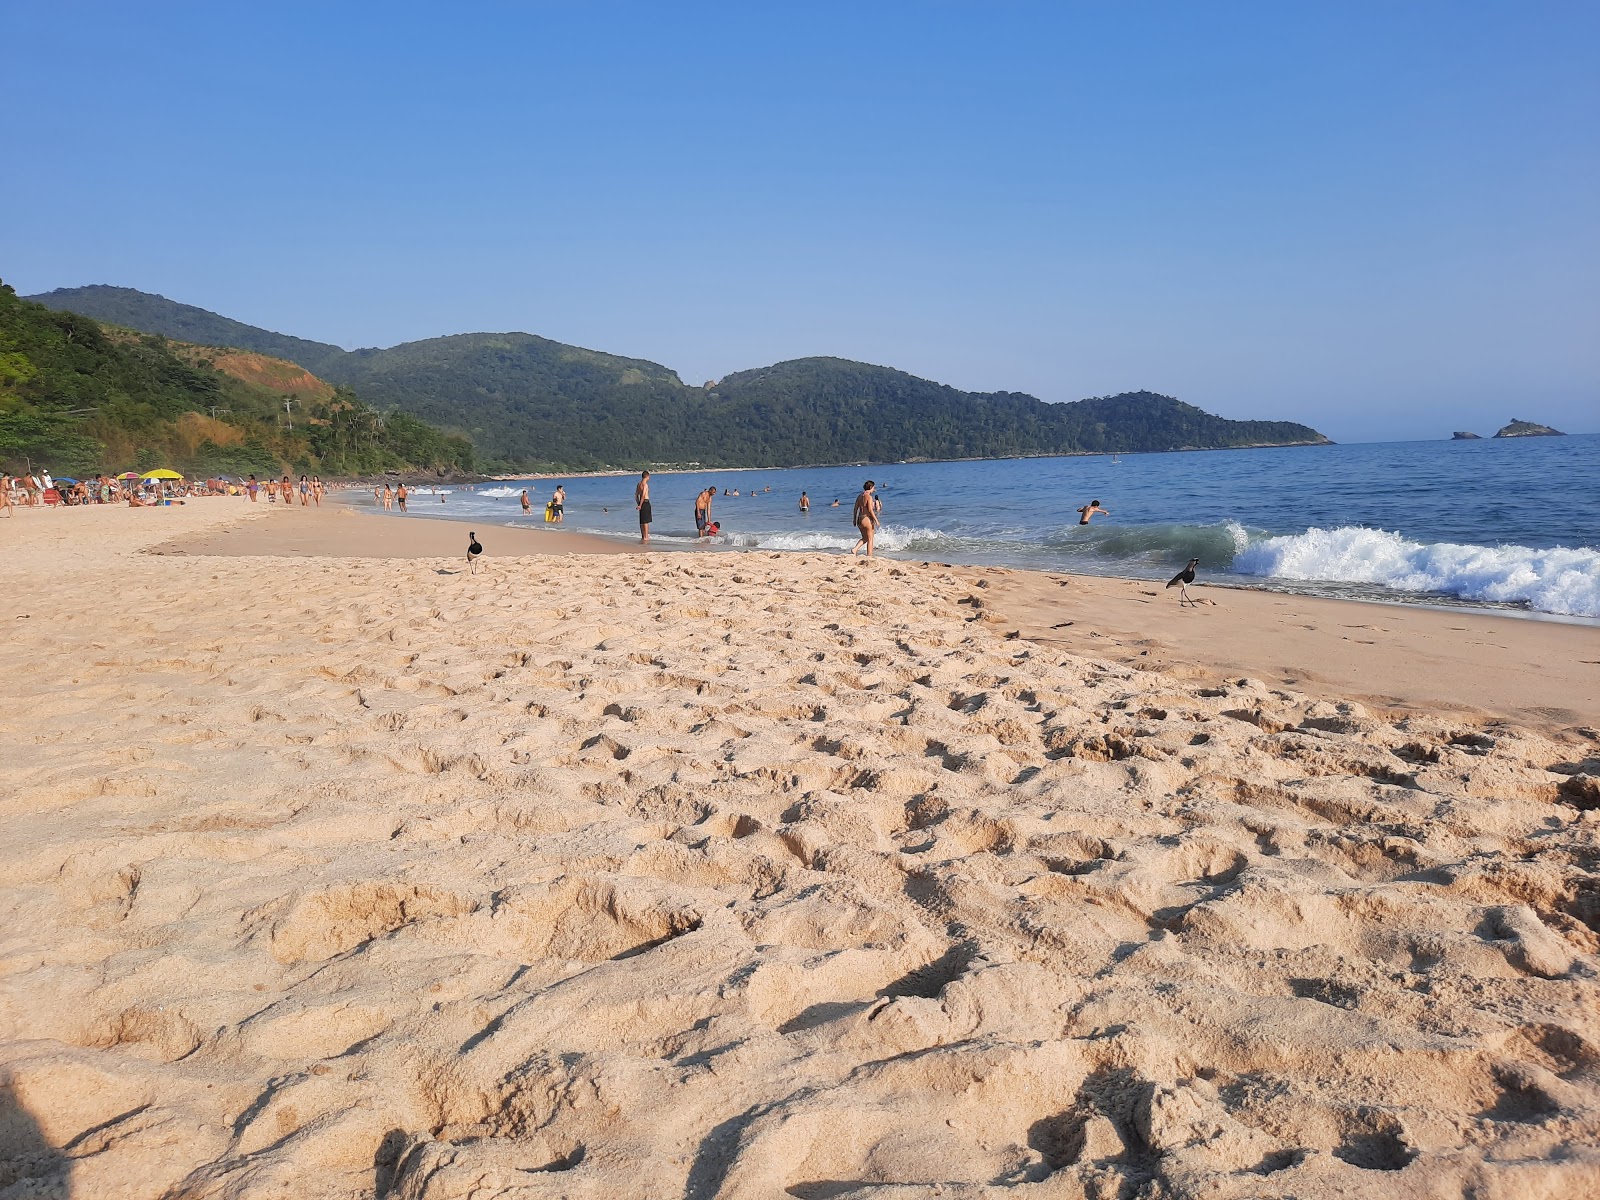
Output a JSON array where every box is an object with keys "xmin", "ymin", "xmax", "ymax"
[
  {"xmin": 1494, "ymin": 419, "xmax": 1566, "ymax": 438},
  {"xmin": 1451, "ymin": 431, "xmax": 1482, "ymax": 440}
]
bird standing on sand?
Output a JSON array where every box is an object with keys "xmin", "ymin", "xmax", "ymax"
[
  {"xmin": 1167, "ymin": 558, "xmax": 1199, "ymax": 606},
  {"xmin": 467, "ymin": 531, "xmax": 483, "ymax": 574}
]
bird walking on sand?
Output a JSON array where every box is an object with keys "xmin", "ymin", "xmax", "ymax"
[
  {"xmin": 467, "ymin": 531, "xmax": 483, "ymax": 574},
  {"xmin": 1167, "ymin": 558, "xmax": 1199, "ymax": 606}
]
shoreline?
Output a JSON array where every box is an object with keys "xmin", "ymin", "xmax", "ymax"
[{"xmin": 150, "ymin": 502, "xmax": 1600, "ymax": 729}]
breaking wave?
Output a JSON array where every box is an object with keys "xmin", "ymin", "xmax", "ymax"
[
  {"xmin": 1233, "ymin": 527, "xmax": 1600, "ymax": 617},
  {"xmin": 746, "ymin": 525, "xmax": 952, "ymax": 553}
]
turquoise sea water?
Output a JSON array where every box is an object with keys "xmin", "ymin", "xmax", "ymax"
[{"xmin": 363, "ymin": 434, "xmax": 1600, "ymax": 619}]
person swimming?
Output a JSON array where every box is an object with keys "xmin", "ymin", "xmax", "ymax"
[{"xmin": 1076, "ymin": 499, "xmax": 1109, "ymax": 525}]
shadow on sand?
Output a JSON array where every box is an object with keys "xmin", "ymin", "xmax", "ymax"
[{"xmin": 1, "ymin": 1080, "xmax": 69, "ymax": 1198}]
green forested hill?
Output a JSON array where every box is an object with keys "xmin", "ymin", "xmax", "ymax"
[
  {"xmin": 701, "ymin": 359, "xmax": 1327, "ymax": 464},
  {"xmin": 0, "ymin": 283, "xmax": 473, "ymax": 477},
  {"xmin": 26, "ymin": 286, "xmax": 1331, "ymax": 470},
  {"xmin": 25, "ymin": 285, "xmax": 350, "ymax": 376}
]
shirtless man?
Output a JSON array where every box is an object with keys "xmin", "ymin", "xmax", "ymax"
[
  {"xmin": 396, "ymin": 484, "xmax": 408, "ymax": 512},
  {"xmin": 520, "ymin": 489, "xmax": 531, "ymax": 516},
  {"xmin": 694, "ymin": 486, "xmax": 715, "ymax": 537},
  {"xmin": 799, "ymin": 491, "xmax": 810, "ymax": 513},
  {"xmin": 635, "ymin": 470, "xmax": 652, "ymax": 543},
  {"xmin": 1076, "ymin": 499, "xmax": 1109, "ymax": 525},
  {"xmin": 851, "ymin": 480, "xmax": 880, "ymax": 557},
  {"xmin": 551, "ymin": 485, "xmax": 566, "ymax": 523}
]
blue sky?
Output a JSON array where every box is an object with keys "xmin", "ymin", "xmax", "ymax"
[{"xmin": 3, "ymin": 1, "xmax": 1595, "ymax": 441}]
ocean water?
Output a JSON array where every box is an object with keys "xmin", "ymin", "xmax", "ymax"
[{"xmin": 361, "ymin": 434, "xmax": 1600, "ymax": 619}]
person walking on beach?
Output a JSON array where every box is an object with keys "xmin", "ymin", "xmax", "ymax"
[
  {"xmin": 1076, "ymin": 499, "xmax": 1109, "ymax": 525},
  {"xmin": 382, "ymin": 483, "xmax": 393, "ymax": 510},
  {"xmin": 799, "ymin": 491, "xmax": 810, "ymax": 513},
  {"xmin": 551, "ymin": 485, "xmax": 565, "ymax": 523},
  {"xmin": 247, "ymin": 475, "xmax": 259, "ymax": 503},
  {"xmin": 635, "ymin": 470, "xmax": 653, "ymax": 543},
  {"xmin": 520, "ymin": 489, "xmax": 531, "ymax": 516},
  {"xmin": 695, "ymin": 486, "xmax": 715, "ymax": 538},
  {"xmin": 396, "ymin": 483, "xmax": 408, "ymax": 512},
  {"xmin": 851, "ymin": 480, "xmax": 880, "ymax": 557},
  {"xmin": 312, "ymin": 477, "xmax": 323, "ymax": 506}
]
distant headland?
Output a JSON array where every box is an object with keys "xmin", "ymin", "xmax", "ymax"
[
  {"xmin": 22, "ymin": 284, "xmax": 1333, "ymax": 474},
  {"xmin": 1493, "ymin": 419, "xmax": 1566, "ymax": 439}
]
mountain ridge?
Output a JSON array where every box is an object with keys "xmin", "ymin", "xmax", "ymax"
[{"xmin": 25, "ymin": 285, "xmax": 1332, "ymax": 470}]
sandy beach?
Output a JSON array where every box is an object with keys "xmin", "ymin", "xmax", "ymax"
[{"xmin": 3, "ymin": 500, "xmax": 1598, "ymax": 1199}]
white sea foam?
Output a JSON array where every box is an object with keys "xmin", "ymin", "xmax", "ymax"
[
  {"xmin": 476, "ymin": 486, "xmax": 526, "ymax": 498},
  {"xmin": 1223, "ymin": 520, "xmax": 1250, "ymax": 556},
  {"xmin": 751, "ymin": 525, "xmax": 950, "ymax": 553},
  {"xmin": 1233, "ymin": 526, "xmax": 1600, "ymax": 617}
]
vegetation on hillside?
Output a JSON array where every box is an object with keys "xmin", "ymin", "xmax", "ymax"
[
  {"xmin": 0, "ymin": 283, "xmax": 473, "ymax": 477},
  {"xmin": 1494, "ymin": 419, "xmax": 1565, "ymax": 438},
  {"xmin": 27, "ymin": 286, "xmax": 1332, "ymax": 470}
]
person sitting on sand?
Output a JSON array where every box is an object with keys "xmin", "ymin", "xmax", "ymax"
[
  {"xmin": 1076, "ymin": 499, "xmax": 1109, "ymax": 525},
  {"xmin": 851, "ymin": 481, "xmax": 880, "ymax": 557}
]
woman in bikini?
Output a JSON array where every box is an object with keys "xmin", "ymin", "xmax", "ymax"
[{"xmin": 851, "ymin": 480, "xmax": 880, "ymax": 557}]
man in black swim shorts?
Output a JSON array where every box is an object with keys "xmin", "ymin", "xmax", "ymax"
[{"xmin": 636, "ymin": 470, "xmax": 652, "ymax": 544}]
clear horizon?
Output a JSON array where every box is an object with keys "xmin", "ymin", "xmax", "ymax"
[{"xmin": 3, "ymin": 1, "xmax": 1595, "ymax": 442}]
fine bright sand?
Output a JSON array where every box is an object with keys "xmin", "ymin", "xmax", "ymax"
[{"xmin": 2, "ymin": 501, "xmax": 1598, "ymax": 1200}]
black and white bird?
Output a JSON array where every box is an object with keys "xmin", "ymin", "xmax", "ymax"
[
  {"xmin": 1167, "ymin": 558, "xmax": 1200, "ymax": 605},
  {"xmin": 467, "ymin": 531, "xmax": 483, "ymax": 573}
]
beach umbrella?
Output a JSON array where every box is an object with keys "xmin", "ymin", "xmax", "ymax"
[
  {"xmin": 141, "ymin": 469, "xmax": 183, "ymax": 480},
  {"xmin": 117, "ymin": 472, "xmax": 140, "ymax": 480}
]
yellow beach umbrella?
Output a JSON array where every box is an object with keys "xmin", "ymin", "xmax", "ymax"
[{"xmin": 140, "ymin": 469, "xmax": 183, "ymax": 480}]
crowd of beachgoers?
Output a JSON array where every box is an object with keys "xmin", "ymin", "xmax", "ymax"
[
  {"xmin": 1, "ymin": 469, "xmax": 245, "ymax": 511},
  {"xmin": 0, "ymin": 470, "xmax": 374, "ymax": 512}
]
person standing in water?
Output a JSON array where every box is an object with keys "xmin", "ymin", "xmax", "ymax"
[
  {"xmin": 1076, "ymin": 499, "xmax": 1109, "ymax": 525},
  {"xmin": 396, "ymin": 483, "xmax": 408, "ymax": 512},
  {"xmin": 851, "ymin": 480, "xmax": 879, "ymax": 557},
  {"xmin": 520, "ymin": 489, "xmax": 531, "ymax": 516},
  {"xmin": 635, "ymin": 470, "xmax": 652, "ymax": 543},
  {"xmin": 551, "ymin": 485, "xmax": 566, "ymax": 523},
  {"xmin": 799, "ymin": 491, "xmax": 810, "ymax": 513},
  {"xmin": 694, "ymin": 486, "xmax": 715, "ymax": 538}
]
